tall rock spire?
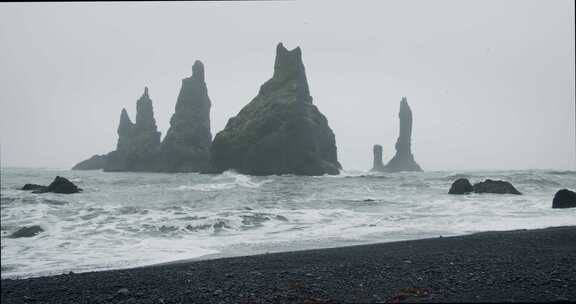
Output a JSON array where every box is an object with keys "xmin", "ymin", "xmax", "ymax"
[
  {"xmin": 382, "ymin": 97, "xmax": 423, "ymax": 172},
  {"xmin": 371, "ymin": 144, "xmax": 385, "ymax": 172},
  {"xmin": 103, "ymin": 88, "xmax": 162, "ymax": 172},
  {"xmin": 157, "ymin": 60, "xmax": 212, "ymax": 172},
  {"xmin": 210, "ymin": 42, "xmax": 341, "ymax": 175},
  {"xmin": 116, "ymin": 108, "xmax": 134, "ymax": 152}
]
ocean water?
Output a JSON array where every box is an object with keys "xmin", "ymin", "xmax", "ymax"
[{"xmin": 1, "ymin": 167, "xmax": 575, "ymax": 279}]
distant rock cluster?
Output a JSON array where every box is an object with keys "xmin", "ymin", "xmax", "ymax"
[
  {"xmin": 371, "ymin": 97, "xmax": 423, "ymax": 173},
  {"xmin": 73, "ymin": 62, "xmax": 213, "ymax": 173},
  {"xmin": 73, "ymin": 43, "xmax": 340, "ymax": 175}
]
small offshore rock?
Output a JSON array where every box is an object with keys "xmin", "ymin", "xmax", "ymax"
[
  {"xmin": 449, "ymin": 178, "xmax": 474, "ymax": 194},
  {"xmin": 10, "ymin": 226, "xmax": 44, "ymax": 238},
  {"xmin": 552, "ymin": 189, "xmax": 576, "ymax": 209},
  {"xmin": 47, "ymin": 176, "xmax": 82, "ymax": 194},
  {"xmin": 117, "ymin": 288, "xmax": 130, "ymax": 297},
  {"xmin": 472, "ymin": 179, "xmax": 521, "ymax": 195},
  {"xmin": 21, "ymin": 184, "xmax": 48, "ymax": 192}
]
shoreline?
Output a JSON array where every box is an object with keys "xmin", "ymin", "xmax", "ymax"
[{"xmin": 2, "ymin": 226, "xmax": 575, "ymax": 303}]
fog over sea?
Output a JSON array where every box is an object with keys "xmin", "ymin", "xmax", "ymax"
[{"xmin": 1, "ymin": 167, "xmax": 575, "ymax": 279}]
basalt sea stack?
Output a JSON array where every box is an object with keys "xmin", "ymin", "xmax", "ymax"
[
  {"xmin": 210, "ymin": 43, "xmax": 341, "ymax": 176},
  {"xmin": 73, "ymin": 88, "xmax": 162, "ymax": 171},
  {"xmin": 104, "ymin": 87, "xmax": 161, "ymax": 172},
  {"xmin": 157, "ymin": 61, "xmax": 212, "ymax": 172},
  {"xmin": 371, "ymin": 144, "xmax": 385, "ymax": 172},
  {"xmin": 381, "ymin": 97, "xmax": 422, "ymax": 172}
]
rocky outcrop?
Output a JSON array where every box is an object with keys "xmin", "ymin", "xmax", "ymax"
[
  {"xmin": 371, "ymin": 145, "xmax": 385, "ymax": 172},
  {"xmin": 73, "ymin": 66, "xmax": 214, "ymax": 173},
  {"xmin": 9, "ymin": 226, "xmax": 44, "ymax": 238},
  {"xmin": 552, "ymin": 189, "xmax": 576, "ymax": 209},
  {"xmin": 448, "ymin": 178, "xmax": 521, "ymax": 195},
  {"xmin": 449, "ymin": 178, "xmax": 474, "ymax": 194},
  {"xmin": 47, "ymin": 176, "xmax": 82, "ymax": 194},
  {"xmin": 21, "ymin": 184, "xmax": 48, "ymax": 192},
  {"xmin": 382, "ymin": 97, "xmax": 422, "ymax": 173},
  {"xmin": 103, "ymin": 87, "xmax": 162, "ymax": 172},
  {"xmin": 157, "ymin": 61, "xmax": 212, "ymax": 172},
  {"xmin": 71, "ymin": 154, "xmax": 108, "ymax": 170},
  {"xmin": 21, "ymin": 176, "xmax": 82, "ymax": 194},
  {"xmin": 472, "ymin": 179, "xmax": 521, "ymax": 195},
  {"xmin": 210, "ymin": 43, "xmax": 341, "ymax": 176}
]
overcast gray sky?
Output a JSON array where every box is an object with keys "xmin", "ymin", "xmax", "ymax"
[{"xmin": 0, "ymin": 0, "xmax": 574, "ymax": 171}]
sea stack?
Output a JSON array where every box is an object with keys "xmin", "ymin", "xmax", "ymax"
[
  {"xmin": 210, "ymin": 43, "xmax": 341, "ymax": 175},
  {"xmin": 104, "ymin": 88, "xmax": 161, "ymax": 172},
  {"xmin": 371, "ymin": 144, "xmax": 385, "ymax": 172},
  {"xmin": 157, "ymin": 61, "xmax": 212, "ymax": 172},
  {"xmin": 382, "ymin": 97, "xmax": 422, "ymax": 172}
]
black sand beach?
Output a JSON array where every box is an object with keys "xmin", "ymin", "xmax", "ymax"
[{"xmin": 2, "ymin": 226, "xmax": 575, "ymax": 303}]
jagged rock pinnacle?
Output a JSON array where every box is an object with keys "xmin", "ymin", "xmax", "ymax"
[
  {"xmin": 381, "ymin": 97, "xmax": 423, "ymax": 172},
  {"xmin": 211, "ymin": 43, "xmax": 341, "ymax": 175},
  {"xmin": 371, "ymin": 144, "xmax": 385, "ymax": 172},
  {"xmin": 192, "ymin": 60, "xmax": 205, "ymax": 81},
  {"xmin": 158, "ymin": 59, "xmax": 212, "ymax": 172}
]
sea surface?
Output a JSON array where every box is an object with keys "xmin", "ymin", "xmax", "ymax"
[{"xmin": 1, "ymin": 167, "xmax": 575, "ymax": 279}]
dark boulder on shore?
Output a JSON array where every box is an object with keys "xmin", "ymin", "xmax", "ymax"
[
  {"xmin": 157, "ymin": 61, "xmax": 213, "ymax": 172},
  {"xmin": 472, "ymin": 179, "xmax": 522, "ymax": 195},
  {"xmin": 448, "ymin": 178, "xmax": 474, "ymax": 194},
  {"xmin": 381, "ymin": 97, "xmax": 423, "ymax": 173},
  {"xmin": 9, "ymin": 225, "xmax": 44, "ymax": 238},
  {"xmin": 71, "ymin": 154, "xmax": 108, "ymax": 170},
  {"xmin": 210, "ymin": 43, "xmax": 341, "ymax": 176},
  {"xmin": 552, "ymin": 189, "xmax": 576, "ymax": 209}
]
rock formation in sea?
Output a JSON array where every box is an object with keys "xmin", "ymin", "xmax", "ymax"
[
  {"xmin": 448, "ymin": 178, "xmax": 474, "ymax": 194},
  {"xmin": 21, "ymin": 183, "xmax": 48, "ymax": 192},
  {"xmin": 448, "ymin": 178, "xmax": 521, "ymax": 195},
  {"xmin": 104, "ymin": 87, "xmax": 162, "ymax": 172},
  {"xmin": 371, "ymin": 144, "xmax": 385, "ymax": 172},
  {"xmin": 9, "ymin": 226, "xmax": 44, "ymax": 238},
  {"xmin": 381, "ymin": 97, "xmax": 422, "ymax": 173},
  {"xmin": 157, "ymin": 61, "xmax": 213, "ymax": 172},
  {"xmin": 21, "ymin": 176, "xmax": 82, "ymax": 194},
  {"xmin": 472, "ymin": 179, "xmax": 521, "ymax": 195},
  {"xmin": 552, "ymin": 189, "xmax": 576, "ymax": 208},
  {"xmin": 210, "ymin": 43, "xmax": 341, "ymax": 175}
]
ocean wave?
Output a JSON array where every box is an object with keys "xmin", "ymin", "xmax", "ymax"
[
  {"xmin": 516, "ymin": 178, "xmax": 561, "ymax": 187},
  {"xmin": 439, "ymin": 173, "xmax": 472, "ymax": 181},
  {"xmin": 170, "ymin": 171, "xmax": 272, "ymax": 192},
  {"xmin": 545, "ymin": 170, "xmax": 576, "ymax": 176}
]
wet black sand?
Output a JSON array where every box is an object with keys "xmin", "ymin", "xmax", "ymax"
[{"xmin": 2, "ymin": 226, "xmax": 575, "ymax": 303}]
